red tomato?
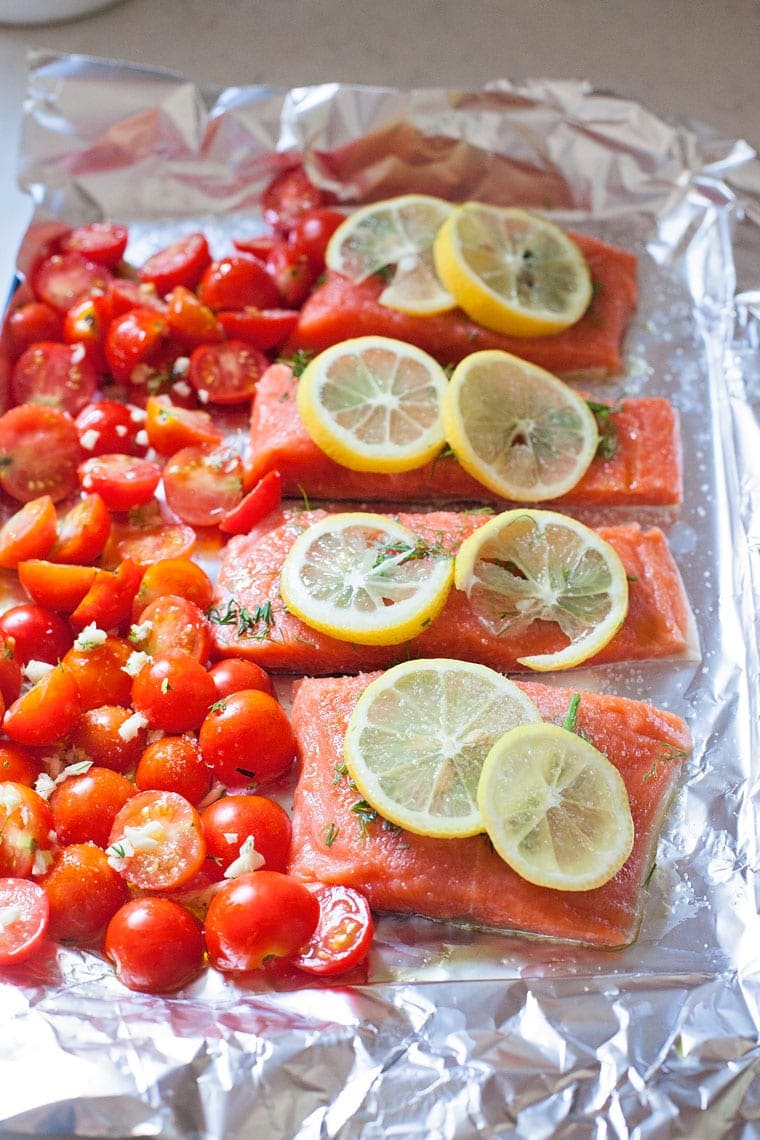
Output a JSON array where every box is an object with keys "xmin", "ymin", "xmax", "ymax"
[
  {"xmin": 138, "ymin": 233, "xmax": 211, "ymax": 296},
  {"xmin": 262, "ymin": 165, "xmax": 333, "ymax": 234},
  {"xmin": 106, "ymin": 278, "xmax": 166, "ymax": 317},
  {"xmin": 50, "ymin": 765, "xmax": 135, "ymax": 847},
  {"xmin": 105, "ymin": 896, "xmax": 205, "ymax": 992},
  {"xmin": 51, "ymin": 493, "xmax": 113, "ymax": 564},
  {"xmin": 205, "ymin": 870, "xmax": 319, "ymax": 972},
  {"xmin": 187, "ymin": 340, "xmax": 268, "ymax": 405},
  {"xmin": 201, "ymin": 793, "xmax": 291, "ymax": 873},
  {"xmin": 107, "ymin": 788, "xmax": 206, "ymax": 891},
  {"xmin": 292, "ymin": 884, "xmax": 374, "ymax": 976},
  {"xmin": 0, "ymin": 742, "xmax": 43, "ymax": 787},
  {"xmin": 132, "ymin": 557, "xmax": 213, "ymax": 618},
  {"xmin": 232, "ymin": 235, "xmax": 277, "ymax": 260},
  {"xmin": 266, "ymin": 243, "xmax": 318, "ymax": 308},
  {"xmin": 218, "ymin": 469, "xmax": 282, "ymax": 535},
  {"xmin": 0, "ymin": 783, "xmax": 56, "ymax": 877},
  {"xmin": 33, "ymin": 252, "xmax": 113, "ymax": 315},
  {"xmin": 70, "ymin": 704, "xmax": 148, "ymax": 774},
  {"xmin": 197, "ymin": 254, "xmax": 280, "ymax": 312},
  {"xmin": 104, "ymin": 308, "xmax": 171, "ymax": 384},
  {"xmin": 0, "ymin": 496, "xmax": 57, "ymax": 569},
  {"xmin": 75, "ymin": 400, "xmax": 146, "ymax": 459},
  {"xmin": 4, "ymin": 663, "xmax": 81, "ymax": 746},
  {"xmin": 166, "ymin": 285, "xmax": 225, "ymax": 348},
  {"xmin": 62, "ymin": 635, "xmax": 133, "ymax": 709},
  {"xmin": 0, "ymin": 603, "xmax": 73, "ymax": 665},
  {"xmin": 6, "ymin": 302, "xmax": 64, "ymax": 360},
  {"xmin": 131, "ymin": 652, "xmax": 217, "ymax": 733},
  {"xmin": 0, "ymin": 878, "xmax": 50, "ymax": 966},
  {"xmin": 134, "ymin": 594, "xmax": 211, "ymax": 662},
  {"xmin": 0, "ymin": 634, "xmax": 22, "ymax": 706},
  {"xmin": 143, "ymin": 394, "xmax": 224, "ymax": 457},
  {"xmin": 78, "ymin": 453, "xmax": 162, "ymax": 512},
  {"xmin": 288, "ymin": 208, "xmax": 345, "ymax": 271},
  {"xmin": 134, "ymin": 735, "xmax": 212, "ymax": 806},
  {"xmin": 40, "ymin": 843, "xmax": 130, "ymax": 944},
  {"xmin": 113, "ymin": 520, "xmax": 196, "ymax": 568},
  {"xmin": 163, "ymin": 444, "xmax": 244, "ymax": 527},
  {"xmin": 69, "ymin": 559, "xmax": 143, "ymax": 633},
  {"xmin": 18, "ymin": 560, "xmax": 97, "ymax": 613},
  {"xmin": 0, "ymin": 404, "xmax": 83, "ymax": 503},
  {"xmin": 198, "ymin": 689, "xmax": 296, "ymax": 788},
  {"xmin": 207, "ymin": 658, "xmax": 275, "ymax": 700},
  {"xmin": 215, "ymin": 307, "xmax": 298, "ymax": 352},
  {"xmin": 59, "ymin": 222, "xmax": 128, "ymax": 268},
  {"xmin": 62, "ymin": 294, "xmax": 112, "ymax": 372},
  {"xmin": 11, "ymin": 341, "xmax": 99, "ymax": 417}
]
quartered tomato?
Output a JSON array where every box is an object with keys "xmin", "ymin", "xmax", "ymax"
[
  {"xmin": 204, "ymin": 870, "xmax": 319, "ymax": 972},
  {"xmin": 218, "ymin": 469, "xmax": 282, "ymax": 534},
  {"xmin": 166, "ymin": 285, "xmax": 225, "ymax": 348},
  {"xmin": 107, "ymin": 789, "xmax": 207, "ymax": 891},
  {"xmin": 143, "ymin": 395, "xmax": 224, "ymax": 457},
  {"xmin": 33, "ymin": 252, "xmax": 113, "ymax": 315},
  {"xmin": 138, "ymin": 232, "xmax": 211, "ymax": 296},
  {"xmin": 75, "ymin": 400, "xmax": 146, "ymax": 459},
  {"xmin": 0, "ymin": 603, "xmax": 74, "ymax": 665},
  {"xmin": 51, "ymin": 493, "xmax": 112, "ymax": 563},
  {"xmin": 163, "ymin": 444, "xmax": 244, "ymax": 527},
  {"xmin": 0, "ymin": 403, "xmax": 84, "ymax": 503},
  {"xmin": 105, "ymin": 896, "xmax": 205, "ymax": 993},
  {"xmin": 62, "ymin": 294, "xmax": 112, "ymax": 372},
  {"xmin": 49, "ymin": 765, "xmax": 136, "ymax": 848},
  {"xmin": 0, "ymin": 783, "xmax": 56, "ymax": 877},
  {"xmin": 292, "ymin": 884, "xmax": 374, "ymax": 976},
  {"xmin": 197, "ymin": 254, "xmax": 280, "ymax": 312},
  {"xmin": 6, "ymin": 302, "xmax": 64, "ymax": 360},
  {"xmin": 262, "ymin": 165, "xmax": 333, "ymax": 234},
  {"xmin": 0, "ymin": 742, "xmax": 43, "ymax": 787},
  {"xmin": 78, "ymin": 453, "xmax": 162, "ymax": 512},
  {"xmin": 0, "ymin": 634, "xmax": 22, "ymax": 706},
  {"xmin": 59, "ymin": 222, "xmax": 129, "ymax": 268},
  {"xmin": 0, "ymin": 496, "xmax": 57, "ymax": 569},
  {"xmin": 134, "ymin": 735, "xmax": 212, "ymax": 806},
  {"xmin": 0, "ymin": 878, "xmax": 50, "ymax": 966},
  {"xmin": 131, "ymin": 652, "xmax": 216, "ymax": 733},
  {"xmin": 40, "ymin": 843, "xmax": 130, "ymax": 945},
  {"xmin": 3, "ymin": 663, "xmax": 81, "ymax": 746},
  {"xmin": 198, "ymin": 689, "xmax": 296, "ymax": 787},
  {"xmin": 68, "ymin": 558, "xmax": 143, "ymax": 633},
  {"xmin": 201, "ymin": 793, "xmax": 292, "ymax": 874},
  {"xmin": 17, "ymin": 560, "xmax": 97, "ymax": 613},
  {"xmin": 187, "ymin": 340, "xmax": 268, "ymax": 405}
]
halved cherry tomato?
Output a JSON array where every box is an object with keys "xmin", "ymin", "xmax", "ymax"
[
  {"xmin": 0, "ymin": 603, "xmax": 74, "ymax": 665},
  {"xmin": 0, "ymin": 496, "xmax": 57, "ymax": 569},
  {"xmin": 33, "ymin": 252, "xmax": 113, "ymax": 314},
  {"xmin": 163, "ymin": 444, "xmax": 244, "ymax": 527},
  {"xmin": 6, "ymin": 302, "xmax": 64, "ymax": 360},
  {"xmin": 293, "ymin": 884, "xmax": 374, "ymax": 976},
  {"xmin": 207, "ymin": 657, "xmax": 275, "ymax": 700},
  {"xmin": 106, "ymin": 278, "xmax": 166, "ymax": 317},
  {"xmin": 133, "ymin": 594, "xmax": 211, "ymax": 662},
  {"xmin": 143, "ymin": 394, "xmax": 224, "ymax": 457},
  {"xmin": 69, "ymin": 558, "xmax": 143, "ymax": 633},
  {"xmin": 204, "ymin": 870, "xmax": 319, "ymax": 972},
  {"xmin": 104, "ymin": 307, "xmax": 172, "ymax": 385},
  {"xmin": 0, "ymin": 635, "xmax": 22, "ymax": 706},
  {"xmin": 62, "ymin": 635, "xmax": 134, "ymax": 709},
  {"xmin": 138, "ymin": 233, "xmax": 211, "ymax": 296},
  {"xmin": 201, "ymin": 793, "xmax": 291, "ymax": 874},
  {"xmin": 0, "ymin": 742, "xmax": 43, "ymax": 787},
  {"xmin": 197, "ymin": 254, "xmax": 280, "ymax": 312},
  {"xmin": 288, "ymin": 208, "xmax": 345, "ymax": 271},
  {"xmin": 232, "ymin": 235, "xmax": 277, "ymax": 260},
  {"xmin": 59, "ymin": 222, "xmax": 129, "ymax": 268},
  {"xmin": 0, "ymin": 404, "xmax": 84, "ymax": 503},
  {"xmin": 40, "ymin": 843, "xmax": 130, "ymax": 945},
  {"xmin": 18, "ymin": 560, "xmax": 97, "ymax": 613},
  {"xmin": 0, "ymin": 878, "xmax": 50, "ymax": 966},
  {"xmin": 107, "ymin": 789, "xmax": 207, "ymax": 891},
  {"xmin": 166, "ymin": 285, "xmax": 225, "ymax": 348},
  {"xmin": 216, "ymin": 307, "xmax": 298, "ymax": 352},
  {"xmin": 218, "ymin": 469, "xmax": 282, "ymax": 534},
  {"xmin": 3, "ymin": 663, "xmax": 81, "ymax": 746},
  {"xmin": 11, "ymin": 341, "xmax": 99, "ymax": 416},
  {"xmin": 78, "ymin": 453, "xmax": 162, "ymax": 512},
  {"xmin": 70, "ymin": 704, "xmax": 148, "ymax": 773},
  {"xmin": 50, "ymin": 765, "xmax": 135, "ymax": 847},
  {"xmin": 131, "ymin": 651, "xmax": 217, "ymax": 733},
  {"xmin": 198, "ymin": 689, "xmax": 296, "ymax": 788},
  {"xmin": 51, "ymin": 493, "xmax": 112, "ymax": 564},
  {"xmin": 262, "ymin": 165, "xmax": 333, "ymax": 234},
  {"xmin": 134, "ymin": 735, "xmax": 212, "ymax": 806},
  {"xmin": 75, "ymin": 400, "xmax": 146, "ymax": 459},
  {"xmin": 132, "ymin": 556, "xmax": 213, "ymax": 618},
  {"xmin": 0, "ymin": 784, "xmax": 56, "ymax": 877},
  {"xmin": 187, "ymin": 339, "xmax": 268, "ymax": 405},
  {"xmin": 105, "ymin": 896, "xmax": 205, "ymax": 993},
  {"xmin": 113, "ymin": 520, "xmax": 197, "ymax": 568},
  {"xmin": 62, "ymin": 294, "xmax": 112, "ymax": 372},
  {"xmin": 266, "ymin": 243, "xmax": 318, "ymax": 308}
]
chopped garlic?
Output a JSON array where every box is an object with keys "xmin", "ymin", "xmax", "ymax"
[
  {"xmin": 80, "ymin": 428, "xmax": 101, "ymax": 451},
  {"xmin": 224, "ymin": 835, "xmax": 265, "ymax": 879},
  {"xmin": 34, "ymin": 773, "xmax": 57, "ymax": 801},
  {"xmin": 122, "ymin": 650, "xmax": 153, "ymax": 677},
  {"xmin": 118, "ymin": 711, "xmax": 148, "ymax": 742},
  {"xmin": 31, "ymin": 849, "xmax": 54, "ymax": 876},
  {"xmin": 23, "ymin": 659, "xmax": 54, "ymax": 684},
  {"xmin": 73, "ymin": 623, "xmax": 108, "ymax": 651},
  {"xmin": 129, "ymin": 620, "xmax": 154, "ymax": 647},
  {"xmin": 0, "ymin": 904, "xmax": 23, "ymax": 928}
]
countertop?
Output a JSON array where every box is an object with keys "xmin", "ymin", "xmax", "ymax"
[{"xmin": 1, "ymin": 0, "xmax": 758, "ymax": 293}]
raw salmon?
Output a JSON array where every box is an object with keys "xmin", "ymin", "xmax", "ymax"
[
  {"xmin": 210, "ymin": 507, "xmax": 693, "ymax": 674},
  {"xmin": 287, "ymin": 672, "xmax": 691, "ymax": 948},
  {"xmin": 286, "ymin": 234, "xmax": 638, "ymax": 377},
  {"xmin": 247, "ymin": 363, "xmax": 683, "ymax": 507}
]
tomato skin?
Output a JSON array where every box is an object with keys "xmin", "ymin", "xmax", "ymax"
[
  {"xmin": 0, "ymin": 635, "xmax": 22, "ymax": 706},
  {"xmin": 0, "ymin": 783, "xmax": 56, "ymax": 878},
  {"xmin": 78, "ymin": 453, "xmax": 162, "ymax": 512},
  {"xmin": 104, "ymin": 308, "xmax": 171, "ymax": 384},
  {"xmin": 134, "ymin": 735, "xmax": 212, "ymax": 806},
  {"xmin": 0, "ymin": 603, "xmax": 73, "ymax": 665},
  {"xmin": 132, "ymin": 556, "xmax": 214, "ymax": 618},
  {"xmin": 187, "ymin": 340, "xmax": 268, "ymax": 405},
  {"xmin": 166, "ymin": 285, "xmax": 225, "ymax": 348},
  {"xmin": 201, "ymin": 794, "xmax": 292, "ymax": 874},
  {"xmin": 69, "ymin": 559, "xmax": 143, "ymax": 634},
  {"xmin": 197, "ymin": 254, "xmax": 281, "ymax": 312},
  {"xmin": 163, "ymin": 444, "xmax": 244, "ymax": 528},
  {"xmin": 216, "ymin": 308, "xmax": 298, "ymax": 352},
  {"xmin": 40, "ymin": 843, "xmax": 130, "ymax": 945},
  {"xmin": 208, "ymin": 658, "xmax": 276, "ymax": 700},
  {"xmin": 75, "ymin": 401, "xmax": 146, "ymax": 459},
  {"xmin": 49, "ymin": 765, "xmax": 135, "ymax": 848},
  {"xmin": 143, "ymin": 395, "xmax": 224, "ymax": 457},
  {"xmin": 62, "ymin": 635, "xmax": 133, "ymax": 709},
  {"xmin": 59, "ymin": 222, "xmax": 128, "ymax": 268},
  {"xmin": 7, "ymin": 302, "xmax": 64, "ymax": 360},
  {"xmin": 218, "ymin": 469, "xmax": 282, "ymax": 534},
  {"xmin": 51, "ymin": 493, "xmax": 113, "ymax": 564},
  {"xmin": 266, "ymin": 243, "xmax": 318, "ymax": 308},
  {"xmin": 70, "ymin": 704, "xmax": 148, "ymax": 774},
  {"xmin": 292, "ymin": 884, "xmax": 374, "ymax": 976},
  {"xmin": 134, "ymin": 594, "xmax": 211, "ymax": 662},
  {"xmin": 262, "ymin": 165, "xmax": 332, "ymax": 234},
  {"xmin": 105, "ymin": 896, "xmax": 205, "ymax": 992},
  {"xmin": 18, "ymin": 560, "xmax": 98, "ymax": 613},
  {"xmin": 0, "ymin": 495, "xmax": 58, "ymax": 569},
  {"xmin": 204, "ymin": 870, "xmax": 319, "ymax": 972},
  {"xmin": 0, "ymin": 403, "xmax": 84, "ymax": 503},
  {"xmin": 138, "ymin": 233, "xmax": 211, "ymax": 296},
  {"xmin": 0, "ymin": 878, "xmax": 50, "ymax": 966},
  {"xmin": 3, "ymin": 663, "xmax": 81, "ymax": 747},
  {"xmin": 131, "ymin": 652, "xmax": 217, "ymax": 733},
  {"xmin": 107, "ymin": 789, "xmax": 207, "ymax": 891},
  {"xmin": 198, "ymin": 689, "xmax": 296, "ymax": 788},
  {"xmin": 0, "ymin": 742, "xmax": 43, "ymax": 787},
  {"xmin": 288, "ymin": 208, "xmax": 345, "ymax": 271},
  {"xmin": 33, "ymin": 252, "xmax": 113, "ymax": 315}
]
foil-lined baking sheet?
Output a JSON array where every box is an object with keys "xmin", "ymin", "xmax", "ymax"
[{"xmin": 1, "ymin": 51, "xmax": 759, "ymax": 1138}]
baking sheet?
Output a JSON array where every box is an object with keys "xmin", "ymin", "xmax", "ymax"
[{"xmin": 1, "ymin": 51, "xmax": 759, "ymax": 1138}]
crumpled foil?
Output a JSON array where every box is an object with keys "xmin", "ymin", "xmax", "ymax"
[{"xmin": 1, "ymin": 50, "xmax": 759, "ymax": 1139}]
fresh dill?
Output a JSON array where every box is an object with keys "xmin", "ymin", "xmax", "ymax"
[
  {"xmin": 586, "ymin": 399, "xmax": 622, "ymax": 461},
  {"xmin": 206, "ymin": 598, "xmax": 275, "ymax": 639}
]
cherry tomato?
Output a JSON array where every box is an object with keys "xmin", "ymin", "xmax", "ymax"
[
  {"xmin": 132, "ymin": 556, "xmax": 213, "ymax": 618},
  {"xmin": 201, "ymin": 794, "xmax": 291, "ymax": 874},
  {"xmin": 0, "ymin": 403, "xmax": 83, "ymax": 503},
  {"xmin": 262, "ymin": 165, "xmax": 333, "ymax": 234},
  {"xmin": 0, "ymin": 878, "xmax": 49, "ymax": 966},
  {"xmin": 292, "ymin": 884, "xmax": 374, "ymax": 976},
  {"xmin": 11, "ymin": 341, "xmax": 98, "ymax": 417},
  {"xmin": 131, "ymin": 652, "xmax": 217, "ymax": 733},
  {"xmin": 205, "ymin": 870, "xmax": 319, "ymax": 972},
  {"xmin": 198, "ymin": 689, "xmax": 296, "ymax": 788},
  {"xmin": 106, "ymin": 277, "xmax": 166, "ymax": 317},
  {"xmin": 4, "ymin": 663, "xmax": 81, "ymax": 746},
  {"xmin": 266, "ymin": 243, "xmax": 318, "ymax": 308},
  {"xmin": 163, "ymin": 444, "xmax": 244, "ymax": 527},
  {"xmin": 166, "ymin": 285, "xmax": 225, "ymax": 348},
  {"xmin": 113, "ymin": 520, "xmax": 197, "ymax": 568},
  {"xmin": 59, "ymin": 222, "xmax": 129, "ymax": 268},
  {"xmin": 69, "ymin": 559, "xmax": 143, "ymax": 633},
  {"xmin": 0, "ymin": 783, "xmax": 56, "ymax": 877},
  {"xmin": 187, "ymin": 340, "xmax": 268, "ymax": 405},
  {"xmin": 107, "ymin": 789, "xmax": 206, "ymax": 891},
  {"xmin": 49, "ymin": 765, "xmax": 135, "ymax": 847},
  {"xmin": 105, "ymin": 896, "xmax": 205, "ymax": 992},
  {"xmin": 0, "ymin": 496, "xmax": 57, "ymax": 569},
  {"xmin": 134, "ymin": 735, "xmax": 212, "ymax": 806},
  {"xmin": 70, "ymin": 704, "xmax": 148, "ymax": 774},
  {"xmin": 232, "ymin": 235, "xmax": 277, "ymax": 260},
  {"xmin": 6, "ymin": 302, "xmax": 64, "ymax": 360},
  {"xmin": 138, "ymin": 233, "xmax": 211, "ymax": 296},
  {"xmin": 0, "ymin": 634, "xmax": 22, "ymax": 706},
  {"xmin": 104, "ymin": 308, "xmax": 171, "ymax": 384},
  {"xmin": 143, "ymin": 394, "xmax": 224, "ymax": 457},
  {"xmin": 51, "ymin": 493, "xmax": 113, "ymax": 564},
  {"xmin": 62, "ymin": 294, "xmax": 112, "ymax": 372},
  {"xmin": 218, "ymin": 469, "xmax": 282, "ymax": 535},
  {"xmin": 288, "ymin": 208, "xmax": 345, "ymax": 271},
  {"xmin": 78, "ymin": 453, "xmax": 162, "ymax": 512},
  {"xmin": 62, "ymin": 635, "xmax": 134, "ymax": 709},
  {"xmin": 75, "ymin": 400, "xmax": 146, "ymax": 459},
  {"xmin": 208, "ymin": 658, "xmax": 276, "ymax": 700},
  {"xmin": 40, "ymin": 843, "xmax": 130, "ymax": 945},
  {"xmin": 0, "ymin": 743, "xmax": 43, "ymax": 787},
  {"xmin": 133, "ymin": 594, "xmax": 211, "ymax": 662},
  {"xmin": 33, "ymin": 252, "xmax": 113, "ymax": 315},
  {"xmin": 0, "ymin": 603, "xmax": 73, "ymax": 665},
  {"xmin": 18, "ymin": 560, "xmax": 97, "ymax": 613},
  {"xmin": 215, "ymin": 307, "xmax": 298, "ymax": 352},
  {"xmin": 197, "ymin": 254, "xmax": 280, "ymax": 312}
]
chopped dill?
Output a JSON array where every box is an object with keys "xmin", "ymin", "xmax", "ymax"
[{"xmin": 206, "ymin": 598, "xmax": 275, "ymax": 639}]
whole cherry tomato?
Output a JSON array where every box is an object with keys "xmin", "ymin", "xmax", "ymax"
[
  {"xmin": 62, "ymin": 636, "xmax": 134, "ymax": 709},
  {"xmin": 204, "ymin": 870, "xmax": 319, "ymax": 972},
  {"xmin": 75, "ymin": 401, "xmax": 147, "ymax": 459},
  {"xmin": 7, "ymin": 302, "xmax": 64, "ymax": 360},
  {"xmin": 0, "ymin": 742, "xmax": 43, "ymax": 787},
  {"xmin": 0, "ymin": 603, "xmax": 73, "ymax": 665},
  {"xmin": 69, "ymin": 704, "xmax": 148, "ymax": 773},
  {"xmin": 207, "ymin": 658, "xmax": 276, "ymax": 700},
  {"xmin": 287, "ymin": 208, "xmax": 344, "ymax": 271},
  {"xmin": 40, "ymin": 843, "xmax": 130, "ymax": 945},
  {"xmin": 104, "ymin": 308, "xmax": 171, "ymax": 384},
  {"xmin": 131, "ymin": 652, "xmax": 217, "ymax": 733},
  {"xmin": 50, "ymin": 765, "xmax": 136, "ymax": 848},
  {"xmin": 134, "ymin": 735, "xmax": 212, "ymax": 806},
  {"xmin": 105, "ymin": 896, "xmax": 205, "ymax": 993},
  {"xmin": 266, "ymin": 243, "xmax": 318, "ymax": 308},
  {"xmin": 198, "ymin": 689, "xmax": 296, "ymax": 788},
  {"xmin": 201, "ymin": 794, "xmax": 292, "ymax": 874},
  {"xmin": 197, "ymin": 254, "xmax": 280, "ymax": 312},
  {"xmin": 262, "ymin": 165, "xmax": 333, "ymax": 234}
]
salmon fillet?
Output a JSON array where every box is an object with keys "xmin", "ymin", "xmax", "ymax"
[
  {"xmin": 286, "ymin": 234, "xmax": 638, "ymax": 377},
  {"xmin": 287, "ymin": 672, "xmax": 692, "ymax": 948},
  {"xmin": 246, "ymin": 363, "xmax": 683, "ymax": 507},
  {"xmin": 210, "ymin": 508, "xmax": 693, "ymax": 674}
]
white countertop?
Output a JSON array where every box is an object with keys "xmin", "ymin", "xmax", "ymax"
[{"xmin": 1, "ymin": 0, "xmax": 757, "ymax": 295}]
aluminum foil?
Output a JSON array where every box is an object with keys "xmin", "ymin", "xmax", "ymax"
[{"xmin": 1, "ymin": 50, "xmax": 759, "ymax": 1138}]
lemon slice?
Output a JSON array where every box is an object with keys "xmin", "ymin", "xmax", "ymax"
[
  {"xmin": 442, "ymin": 350, "xmax": 599, "ymax": 501},
  {"xmin": 454, "ymin": 508, "xmax": 629, "ymax": 671},
  {"xmin": 325, "ymin": 194, "xmax": 456, "ymax": 315},
  {"xmin": 344, "ymin": 658, "xmax": 542, "ymax": 837},
  {"xmin": 296, "ymin": 335, "xmax": 449, "ymax": 473},
  {"xmin": 477, "ymin": 722, "xmax": 634, "ymax": 891},
  {"xmin": 280, "ymin": 513, "xmax": 453, "ymax": 645},
  {"xmin": 433, "ymin": 203, "xmax": 593, "ymax": 337}
]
